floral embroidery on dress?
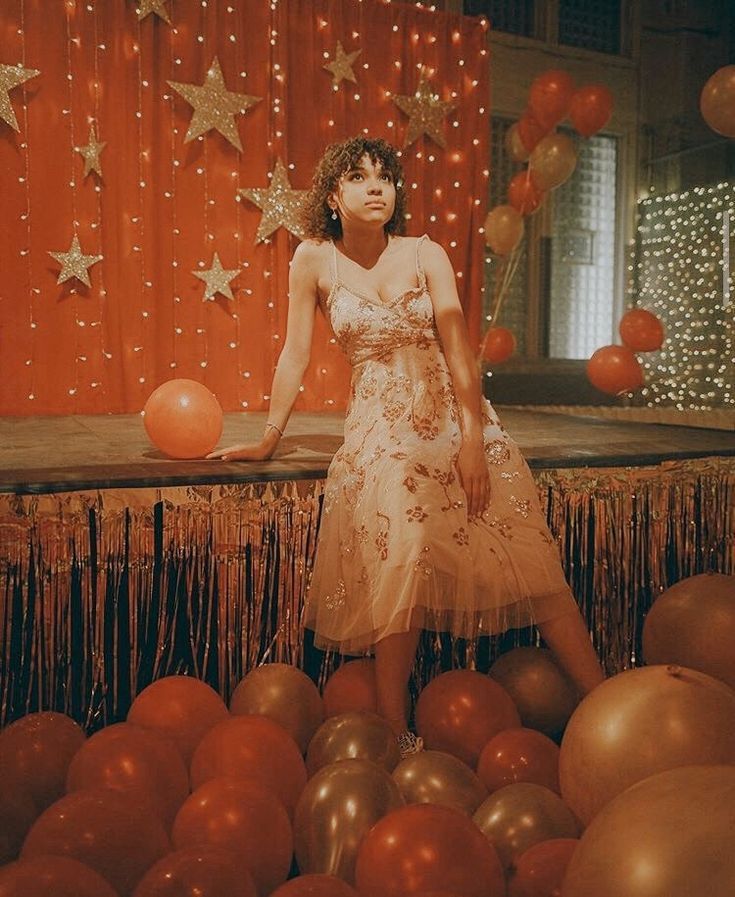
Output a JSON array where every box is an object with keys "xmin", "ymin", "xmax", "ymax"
[
  {"xmin": 325, "ymin": 579, "xmax": 347, "ymax": 611},
  {"xmin": 406, "ymin": 506, "xmax": 428, "ymax": 522},
  {"xmin": 413, "ymin": 545, "xmax": 432, "ymax": 577},
  {"xmin": 403, "ymin": 475, "xmax": 419, "ymax": 494},
  {"xmin": 375, "ymin": 511, "xmax": 390, "ymax": 559},
  {"xmin": 510, "ymin": 496, "xmax": 532, "ymax": 518},
  {"xmin": 453, "ymin": 527, "xmax": 470, "ymax": 546},
  {"xmin": 485, "ymin": 439, "xmax": 511, "ymax": 465}
]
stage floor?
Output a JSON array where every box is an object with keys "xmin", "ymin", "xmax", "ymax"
[{"xmin": 1, "ymin": 407, "xmax": 734, "ymax": 495}]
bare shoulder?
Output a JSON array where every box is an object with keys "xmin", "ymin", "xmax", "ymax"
[
  {"xmin": 417, "ymin": 235, "xmax": 452, "ymax": 272},
  {"xmin": 290, "ymin": 238, "xmax": 329, "ymax": 280}
]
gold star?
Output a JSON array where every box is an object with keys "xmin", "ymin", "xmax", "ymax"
[
  {"xmin": 193, "ymin": 252, "xmax": 240, "ymax": 301},
  {"xmin": 392, "ymin": 71, "xmax": 456, "ymax": 148},
  {"xmin": 238, "ymin": 159, "xmax": 308, "ymax": 243},
  {"xmin": 76, "ymin": 124, "xmax": 106, "ymax": 178},
  {"xmin": 0, "ymin": 62, "xmax": 40, "ymax": 132},
  {"xmin": 49, "ymin": 235, "xmax": 103, "ymax": 288},
  {"xmin": 323, "ymin": 41, "xmax": 362, "ymax": 86},
  {"xmin": 168, "ymin": 56, "xmax": 261, "ymax": 152},
  {"xmin": 136, "ymin": 0, "xmax": 171, "ymax": 23}
]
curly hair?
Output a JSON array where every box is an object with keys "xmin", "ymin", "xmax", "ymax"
[{"xmin": 301, "ymin": 136, "xmax": 408, "ymax": 240}]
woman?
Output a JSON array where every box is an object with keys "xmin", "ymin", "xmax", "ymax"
[{"xmin": 209, "ymin": 136, "xmax": 604, "ymax": 756}]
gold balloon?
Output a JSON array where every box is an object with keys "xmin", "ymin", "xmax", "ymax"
[
  {"xmin": 504, "ymin": 123, "xmax": 529, "ymax": 163},
  {"xmin": 642, "ymin": 572, "xmax": 735, "ymax": 690},
  {"xmin": 561, "ymin": 765, "xmax": 735, "ymax": 897},
  {"xmin": 528, "ymin": 133, "xmax": 577, "ymax": 191},
  {"xmin": 306, "ymin": 711, "xmax": 400, "ymax": 777},
  {"xmin": 230, "ymin": 663, "xmax": 323, "ymax": 754},
  {"xmin": 473, "ymin": 783, "xmax": 580, "ymax": 871},
  {"xmin": 392, "ymin": 750, "xmax": 488, "ymax": 816},
  {"xmin": 294, "ymin": 758, "xmax": 404, "ymax": 884},
  {"xmin": 489, "ymin": 647, "xmax": 578, "ymax": 739},
  {"xmin": 700, "ymin": 65, "xmax": 735, "ymax": 139},
  {"xmin": 483, "ymin": 205, "xmax": 524, "ymax": 255},
  {"xmin": 559, "ymin": 665, "xmax": 735, "ymax": 825}
]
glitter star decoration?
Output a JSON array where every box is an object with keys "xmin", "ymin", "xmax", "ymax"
[
  {"xmin": 168, "ymin": 56, "xmax": 261, "ymax": 152},
  {"xmin": 238, "ymin": 159, "xmax": 308, "ymax": 243},
  {"xmin": 48, "ymin": 235, "xmax": 103, "ymax": 288},
  {"xmin": 193, "ymin": 252, "xmax": 240, "ymax": 301},
  {"xmin": 323, "ymin": 41, "xmax": 362, "ymax": 86},
  {"xmin": 76, "ymin": 125, "xmax": 106, "ymax": 178},
  {"xmin": 392, "ymin": 71, "xmax": 456, "ymax": 148},
  {"xmin": 0, "ymin": 62, "xmax": 40, "ymax": 132},
  {"xmin": 136, "ymin": 0, "xmax": 171, "ymax": 24}
]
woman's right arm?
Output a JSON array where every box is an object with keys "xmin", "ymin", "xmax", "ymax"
[{"xmin": 207, "ymin": 241, "xmax": 320, "ymax": 461}]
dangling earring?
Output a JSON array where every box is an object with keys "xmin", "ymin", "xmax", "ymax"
[{"xmin": 331, "ymin": 209, "xmax": 338, "ymax": 221}]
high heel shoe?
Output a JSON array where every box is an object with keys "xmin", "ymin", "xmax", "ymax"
[{"xmin": 397, "ymin": 730, "xmax": 424, "ymax": 760}]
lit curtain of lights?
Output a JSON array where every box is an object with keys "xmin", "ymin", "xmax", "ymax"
[
  {"xmin": 634, "ymin": 182, "xmax": 735, "ymax": 410},
  {"xmin": 0, "ymin": 0, "xmax": 490, "ymax": 415}
]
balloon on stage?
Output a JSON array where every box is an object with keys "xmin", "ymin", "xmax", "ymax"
[
  {"xmin": 392, "ymin": 749, "xmax": 488, "ymax": 815},
  {"xmin": 322, "ymin": 659, "xmax": 378, "ymax": 718},
  {"xmin": 132, "ymin": 845, "xmax": 257, "ymax": 897},
  {"xmin": 270, "ymin": 874, "xmax": 360, "ymax": 896},
  {"xmin": 0, "ymin": 855, "xmax": 119, "ymax": 897},
  {"xmin": 618, "ymin": 308, "xmax": 664, "ymax": 352},
  {"xmin": 700, "ymin": 65, "xmax": 735, "ymax": 138},
  {"xmin": 642, "ymin": 572, "xmax": 735, "ymax": 690},
  {"xmin": 586, "ymin": 344, "xmax": 643, "ymax": 395},
  {"xmin": 508, "ymin": 837, "xmax": 579, "ymax": 897},
  {"xmin": 142, "ymin": 379, "xmax": 223, "ymax": 459},
  {"xmin": 477, "ymin": 727, "xmax": 561, "ymax": 794},
  {"xmin": 558, "ymin": 664, "xmax": 735, "ymax": 825},
  {"xmin": 0, "ymin": 783, "xmax": 37, "ymax": 865},
  {"xmin": 306, "ymin": 711, "xmax": 400, "ymax": 777}
]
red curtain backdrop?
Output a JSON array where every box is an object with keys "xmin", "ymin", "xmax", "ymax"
[{"xmin": 0, "ymin": 0, "xmax": 490, "ymax": 415}]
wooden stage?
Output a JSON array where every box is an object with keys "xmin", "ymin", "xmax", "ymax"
[{"xmin": 1, "ymin": 407, "xmax": 734, "ymax": 494}]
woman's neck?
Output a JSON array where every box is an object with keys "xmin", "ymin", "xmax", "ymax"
[{"xmin": 338, "ymin": 225, "xmax": 390, "ymax": 268}]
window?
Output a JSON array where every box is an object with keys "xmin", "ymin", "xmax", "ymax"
[
  {"xmin": 558, "ymin": 0, "xmax": 622, "ymax": 55},
  {"xmin": 463, "ymin": 0, "xmax": 534, "ymax": 37}
]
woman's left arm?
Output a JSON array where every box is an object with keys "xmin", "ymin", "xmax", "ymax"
[{"xmin": 422, "ymin": 239, "xmax": 490, "ymax": 518}]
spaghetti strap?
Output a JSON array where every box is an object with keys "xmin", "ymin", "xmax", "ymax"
[
  {"xmin": 415, "ymin": 234, "xmax": 429, "ymax": 290},
  {"xmin": 329, "ymin": 240, "xmax": 340, "ymax": 286}
]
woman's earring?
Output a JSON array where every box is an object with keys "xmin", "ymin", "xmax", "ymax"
[{"xmin": 331, "ymin": 209, "xmax": 338, "ymax": 221}]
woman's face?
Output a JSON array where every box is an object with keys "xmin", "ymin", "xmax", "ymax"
[{"xmin": 331, "ymin": 154, "xmax": 397, "ymax": 229}]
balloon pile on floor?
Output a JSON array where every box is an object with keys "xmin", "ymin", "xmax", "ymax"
[{"xmin": 0, "ymin": 571, "xmax": 734, "ymax": 896}]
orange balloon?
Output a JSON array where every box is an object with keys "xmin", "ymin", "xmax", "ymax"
[
  {"xmin": 559, "ymin": 665, "xmax": 735, "ymax": 825},
  {"xmin": 230, "ymin": 663, "xmax": 324, "ymax": 754},
  {"xmin": 700, "ymin": 65, "xmax": 735, "ymax": 138},
  {"xmin": 132, "ymin": 846, "xmax": 257, "ymax": 897},
  {"xmin": 517, "ymin": 112, "xmax": 549, "ymax": 154},
  {"xmin": 190, "ymin": 715, "xmax": 307, "ymax": 816},
  {"xmin": 507, "ymin": 171, "xmax": 544, "ymax": 215},
  {"xmin": 477, "ymin": 728, "xmax": 560, "ymax": 794},
  {"xmin": 270, "ymin": 875, "xmax": 359, "ymax": 897},
  {"xmin": 142, "ymin": 379, "xmax": 223, "ymax": 459},
  {"xmin": 586, "ymin": 345, "xmax": 643, "ymax": 395},
  {"xmin": 0, "ymin": 855, "xmax": 119, "ymax": 897},
  {"xmin": 569, "ymin": 84, "xmax": 613, "ymax": 138},
  {"xmin": 355, "ymin": 803, "xmax": 504, "ymax": 897},
  {"xmin": 0, "ymin": 783, "xmax": 37, "ymax": 864},
  {"xmin": 415, "ymin": 670, "xmax": 520, "ymax": 768},
  {"xmin": 481, "ymin": 327, "xmax": 516, "ymax": 364},
  {"xmin": 172, "ymin": 777, "xmax": 292, "ymax": 897},
  {"xmin": 127, "ymin": 675, "xmax": 229, "ymax": 766},
  {"xmin": 504, "ymin": 123, "xmax": 529, "ymax": 163},
  {"xmin": 529, "ymin": 133, "xmax": 577, "ymax": 192},
  {"xmin": 528, "ymin": 70, "xmax": 575, "ymax": 130},
  {"xmin": 22, "ymin": 787, "xmax": 170, "ymax": 897},
  {"xmin": 618, "ymin": 308, "xmax": 664, "ymax": 352},
  {"xmin": 507, "ymin": 837, "xmax": 579, "ymax": 897},
  {"xmin": 0, "ymin": 712, "xmax": 85, "ymax": 812},
  {"xmin": 66, "ymin": 723, "xmax": 190, "ymax": 831},
  {"xmin": 484, "ymin": 205, "xmax": 524, "ymax": 255},
  {"xmin": 323, "ymin": 659, "xmax": 378, "ymax": 718},
  {"xmin": 642, "ymin": 572, "xmax": 735, "ymax": 690}
]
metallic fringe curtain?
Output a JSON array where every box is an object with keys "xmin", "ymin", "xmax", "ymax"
[{"xmin": 1, "ymin": 457, "xmax": 733, "ymax": 729}]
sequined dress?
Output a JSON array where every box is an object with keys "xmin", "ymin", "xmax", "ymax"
[{"xmin": 303, "ymin": 235, "xmax": 577, "ymax": 654}]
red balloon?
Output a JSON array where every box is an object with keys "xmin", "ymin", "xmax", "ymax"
[
  {"xmin": 508, "ymin": 838, "xmax": 579, "ymax": 897},
  {"xmin": 355, "ymin": 804, "xmax": 505, "ymax": 897},
  {"xmin": 586, "ymin": 345, "xmax": 643, "ymax": 395},
  {"xmin": 132, "ymin": 846, "xmax": 257, "ymax": 897},
  {"xmin": 0, "ymin": 855, "xmax": 119, "ymax": 897},
  {"xmin": 128, "ymin": 675, "xmax": 229, "ymax": 766},
  {"xmin": 0, "ymin": 783, "xmax": 37, "ymax": 864},
  {"xmin": 22, "ymin": 788, "xmax": 170, "ymax": 897},
  {"xmin": 415, "ymin": 670, "xmax": 520, "ymax": 768},
  {"xmin": 323, "ymin": 659, "xmax": 378, "ymax": 718},
  {"xmin": 569, "ymin": 85, "xmax": 613, "ymax": 138},
  {"xmin": 66, "ymin": 723, "xmax": 190, "ymax": 831},
  {"xmin": 528, "ymin": 70, "xmax": 575, "ymax": 130},
  {"xmin": 517, "ymin": 112, "xmax": 549, "ymax": 154},
  {"xmin": 618, "ymin": 308, "xmax": 664, "ymax": 352},
  {"xmin": 481, "ymin": 327, "xmax": 516, "ymax": 365},
  {"xmin": 0, "ymin": 712, "xmax": 85, "ymax": 812},
  {"xmin": 142, "ymin": 379, "xmax": 223, "ymax": 459},
  {"xmin": 507, "ymin": 171, "xmax": 545, "ymax": 216},
  {"xmin": 270, "ymin": 874, "xmax": 359, "ymax": 896},
  {"xmin": 477, "ymin": 728, "xmax": 560, "ymax": 795},
  {"xmin": 190, "ymin": 715, "xmax": 307, "ymax": 817},
  {"xmin": 172, "ymin": 777, "xmax": 292, "ymax": 897},
  {"xmin": 700, "ymin": 65, "xmax": 735, "ymax": 138}
]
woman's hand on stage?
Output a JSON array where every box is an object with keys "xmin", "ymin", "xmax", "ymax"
[
  {"xmin": 457, "ymin": 437, "xmax": 491, "ymax": 518},
  {"xmin": 206, "ymin": 440, "xmax": 275, "ymax": 462}
]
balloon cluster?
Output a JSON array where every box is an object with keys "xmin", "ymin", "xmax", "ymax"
[
  {"xmin": 481, "ymin": 70, "xmax": 614, "ymax": 367},
  {"xmin": 585, "ymin": 307, "xmax": 665, "ymax": 396},
  {"xmin": 2, "ymin": 589, "xmax": 735, "ymax": 897}
]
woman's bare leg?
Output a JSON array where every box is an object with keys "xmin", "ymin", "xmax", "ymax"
[
  {"xmin": 374, "ymin": 627, "xmax": 422, "ymax": 735},
  {"xmin": 537, "ymin": 608, "xmax": 605, "ymax": 697}
]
